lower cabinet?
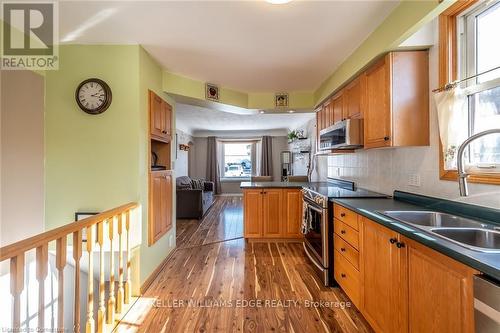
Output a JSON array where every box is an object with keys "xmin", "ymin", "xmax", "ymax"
[
  {"xmin": 404, "ymin": 236, "xmax": 476, "ymax": 333},
  {"xmin": 243, "ymin": 188, "xmax": 303, "ymax": 238},
  {"xmin": 149, "ymin": 170, "xmax": 172, "ymax": 245},
  {"xmin": 361, "ymin": 216, "xmax": 407, "ymax": 333},
  {"xmin": 334, "ymin": 204, "xmax": 477, "ymax": 333}
]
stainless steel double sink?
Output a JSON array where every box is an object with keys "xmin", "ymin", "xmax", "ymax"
[{"xmin": 378, "ymin": 211, "xmax": 500, "ymax": 253}]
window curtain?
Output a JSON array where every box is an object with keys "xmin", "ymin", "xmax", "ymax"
[
  {"xmin": 434, "ymin": 88, "xmax": 468, "ymax": 170},
  {"xmin": 206, "ymin": 136, "xmax": 221, "ymax": 194},
  {"xmin": 260, "ymin": 136, "xmax": 273, "ymax": 177}
]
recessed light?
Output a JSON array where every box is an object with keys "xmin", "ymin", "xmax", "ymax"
[
  {"xmin": 259, "ymin": 110, "xmax": 265, "ymax": 114},
  {"xmin": 266, "ymin": 0, "xmax": 293, "ymax": 4},
  {"xmin": 288, "ymin": 110, "xmax": 295, "ymax": 113}
]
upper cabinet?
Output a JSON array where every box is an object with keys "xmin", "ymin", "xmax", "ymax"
[
  {"xmin": 364, "ymin": 51, "xmax": 429, "ymax": 149},
  {"xmin": 332, "ymin": 91, "xmax": 344, "ymax": 124},
  {"xmin": 343, "ymin": 77, "xmax": 363, "ymax": 120},
  {"xmin": 149, "ymin": 90, "xmax": 172, "ymax": 143},
  {"xmin": 315, "ymin": 50, "xmax": 429, "ymax": 151}
]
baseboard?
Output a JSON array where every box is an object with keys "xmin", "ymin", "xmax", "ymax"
[
  {"xmin": 246, "ymin": 238, "xmax": 303, "ymax": 243},
  {"xmin": 140, "ymin": 248, "xmax": 176, "ymax": 294}
]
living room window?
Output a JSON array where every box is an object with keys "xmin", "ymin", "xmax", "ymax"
[
  {"xmin": 438, "ymin": 0, "xmax": 500, "ymax": 184},
  {"xmin": 222, "ymin": 142, "xmax": 253, "ymax": 178}
]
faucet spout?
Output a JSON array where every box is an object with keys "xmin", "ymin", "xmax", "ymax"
[{"xmin": 456, "ymin": 128, "xmax": 500, "ymax": 197}]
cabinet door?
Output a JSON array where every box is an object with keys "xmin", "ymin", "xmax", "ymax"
[
  {"xmin": 149, "ymin": 91, "xmax": 164, "ymax": 138},
  {"xmin": 244, "ymin": 189, "xmax": 263, "ymax": 238},
  {"xmin": 332, "ymin": 92, "xmax": 344, "ymax": 124},
  {"xmin": 162, "ymin": 101, "xmax": 172, "ymax": 142},
  {"xmin": 282, "ymin": 189, "xmax": 303, "ymax": 238},
  {"xmin": 404, "ymin": 237, "xmax": 476, "ymax": 333},
  {"xmin": 362, "ymin": 217, "xmax": 407, "ymax": 333},
  {"xmin": 162, "ymin": 173, "xmax": 173, "ymax": 233},
  {"xmin": 323, "ymin": 101, "xmax": 331, "ymax": 128},
  {"xmin": 262, "ymin": 189, "xmax": 283, "ymax": 238},
  {"xmin": 344, "ymin": 77, "xmax": 363, "ymax": 119},
  {"xmin": 364, "ymin": 55, "xmax": 392, "ymax": 148},
  {"xmin": 149, "ymin": 171, "xmax": 172, "ymax": 245}
]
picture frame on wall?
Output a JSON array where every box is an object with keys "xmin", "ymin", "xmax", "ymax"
[
  {"xmin": 206, "ymin": 83, "xmax": 219, "ymax": 101},
  {"xmin": 275, "ymin": 93, "xmax": 288, "ymax": 107},
  {"xmin": 75, "ymin": 212, "xmax": 98, "ymax": 242}
]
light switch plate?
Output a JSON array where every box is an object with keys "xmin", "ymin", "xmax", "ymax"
[{"xmin": 408, "ymin": 173, "xmax": 421, "ymax": 187}]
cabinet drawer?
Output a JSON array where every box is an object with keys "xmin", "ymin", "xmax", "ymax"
[
  {"xmin": 334, "ymin": 249, "xmax": 360, "ymax": 307},
  {"xmin": 334, "ymin": 219, "xmax": 359, "ymax": 250},
  {"xmin": 334, "ymin": 204, "xmax": 359, "ymax": 230},
  {"xmin": 334, "ymin": 234, "xmax": 359, "ymax": 270}
]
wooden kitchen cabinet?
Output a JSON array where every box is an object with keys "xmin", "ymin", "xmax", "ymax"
[
  {"xmin": 244, "ymin": 189, "xmax": 263, "ymax": 238},
  {"xmin": 282, "ymin": 189, "xmax": 303, "ymax": 238},
  {"xmin": 149, "ymin": 170, "xmax": 172, "ymax": 245},
  {"xmin": 404, "ymin": 236, "xmax": 476, "ymax": 333},
  {"xmin": 262, "ymin": 189, "xmax": 283, "ymax": 238},
  {"xmin": 343, "ymin": 76, "xmax": 363, "ymax": 120},
  {"xmin": 332, "ymin": 91, "xmax": 344, "ymax": 124},
  {"xmin": 149, "ymin": 90, "xmax": 172, "ymax": 143},
  {"xmin": 363, "ymin": 51, "xmax": 429, "ymax": 149},
  {"xmin": 243, "ymin": 188, "xmax": 303, "ymax": 238},
  {"xmin": 361, "ymin": 216, "xmax": 407, "ymax": 333},
  {"xmin": 333, "ymin": 204, "xmax": 476, "ymax": 333}
]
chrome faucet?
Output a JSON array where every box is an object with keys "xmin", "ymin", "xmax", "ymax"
[{"xmin": 457, "ymin": 128, "xmax": 500, "ymax": 196}]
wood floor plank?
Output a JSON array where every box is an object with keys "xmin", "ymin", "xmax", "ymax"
[{"xmin": 117, "ymin": 196, "xmax": 373, "ymax": 333}]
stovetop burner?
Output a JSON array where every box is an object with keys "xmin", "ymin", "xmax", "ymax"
[{"xmin": 302, "ymin": 178, "xmax": 388, "ymax": 202}]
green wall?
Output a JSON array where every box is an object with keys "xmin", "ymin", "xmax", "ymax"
[
  {"xmin": 45, "ymin": 44, "xmax": 175, "ymax": 285},
  {"xmin": 138, "ymin": 47, "xmax": 177, "ymax": 284}
]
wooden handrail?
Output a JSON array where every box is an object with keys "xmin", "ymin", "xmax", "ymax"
[
  {"xmin": 0, "ymin": 202, "xmax": 138, "ymax": 262},
  {"xmin": 2, "ymin": 201, "xmax": 139, "ymax": 333}
]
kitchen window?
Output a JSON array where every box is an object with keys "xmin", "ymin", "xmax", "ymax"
[
  {"xmin": 439, "ymin": 0, "xmax": 500, "ymax": 184},
  {"xmin": 222, "ymin": 142, "xmax": 253, "ymax": 178}
]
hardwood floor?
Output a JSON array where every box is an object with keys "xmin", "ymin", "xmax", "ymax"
[
  {"xmin": 117, "ymin": 196, "xmax": 372, "ymax": 333},
  {"xmin": 176, "ymin": 196, "xmax": 244, "ymax": 248}
]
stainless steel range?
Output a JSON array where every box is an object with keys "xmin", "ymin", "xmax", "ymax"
[{"xmin": 301, "ymin": 178, "xmax": 387, "ymax": 286}]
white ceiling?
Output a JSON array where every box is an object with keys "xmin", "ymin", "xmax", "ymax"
[
  {"xmin": 176, "ymin": 103, "xmax": 314, "ymax": 136},
  {"xmin": 59, "ymin": 0, "xmax": 399, "ymax": 92}
]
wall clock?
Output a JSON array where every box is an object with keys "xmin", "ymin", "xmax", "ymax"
[{"xmin": 75, "ymin": 78, "xmax": 112, "ymax": 114}]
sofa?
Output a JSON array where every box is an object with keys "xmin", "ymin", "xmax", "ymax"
[{"xmin": 176, "ymin": 176, "xmax": 215, "ymax": 219}]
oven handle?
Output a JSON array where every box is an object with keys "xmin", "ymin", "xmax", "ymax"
[
  {"xmin": 304, "ymin": 199, "xmax": 324, "ymax": 213},
  {"xmin": 303, "ymin": 242, "xmax": 324, "ymax": 271}
]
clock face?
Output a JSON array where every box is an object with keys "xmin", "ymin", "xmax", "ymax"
[{"xmin": 75, "ymin": 78, "xmax": 112, "ymax": 114}]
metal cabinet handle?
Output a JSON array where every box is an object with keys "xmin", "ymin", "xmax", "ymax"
[
  {"xmin": 396, "ymin": 242, "xmax": 405, "ymax": 248},
  {"xmin": 389, "ymin": 238, "xmax": 397, "ymax": 244},
  {"xmin": 340, "ymin": 230, "xmax": 346, "ymax": 234},
  {"xmin": 340, "ymin": 247, "xmax": 346, "ymax": 252},
  {"xmin": 384, "ymin": 136, "xmax": 390, "ymax": 141},
  {"xmin": 340, "ymin": 213, "xmax": 346, "ymax": 217},
  {"xmin": 341, "ymin": 273, "xmax": 346, "ymax": 278}
]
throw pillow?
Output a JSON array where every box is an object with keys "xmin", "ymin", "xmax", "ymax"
[{"xmin": 191, "ymin": 179, "xmax": 204, "ymax": 190}]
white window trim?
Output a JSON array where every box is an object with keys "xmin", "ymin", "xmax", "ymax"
[{"xmin": 220, "ymin": 140, "xmax": 258, "ymax": 179}]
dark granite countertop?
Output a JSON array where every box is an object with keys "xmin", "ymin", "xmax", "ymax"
[
  {"xmin": 331, "ymin": 195, "xmax": 500, "ymax": 281},
  {"xmin": 240, "ymin": 181, "xmax": 318, "ymax": 189}
]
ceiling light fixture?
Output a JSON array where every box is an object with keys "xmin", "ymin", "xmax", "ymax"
[
  {"xmin": 259, "ymin": 110, "xmax": 265, "ymax": 114},
  {"xmin": 288, "ymin": 110, "xmax": 295, "ymax": 113},
  {"xmin": 266, "ymin": 0, "xmax": 293, "ymax": 5}
]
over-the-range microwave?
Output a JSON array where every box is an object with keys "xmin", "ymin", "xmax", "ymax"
[{"xmin": 319, "ymin": 119, "xmax": 363, "ymax": 150}]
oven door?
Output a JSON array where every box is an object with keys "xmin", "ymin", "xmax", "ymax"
[{"xmin": 303, "ymin": 199, "xmax": 329, "ymax": 284}]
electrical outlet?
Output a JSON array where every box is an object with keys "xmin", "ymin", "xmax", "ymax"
[{"xmin": 408, "ymin": 173, "xmax": 421, "ymax": 187}]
